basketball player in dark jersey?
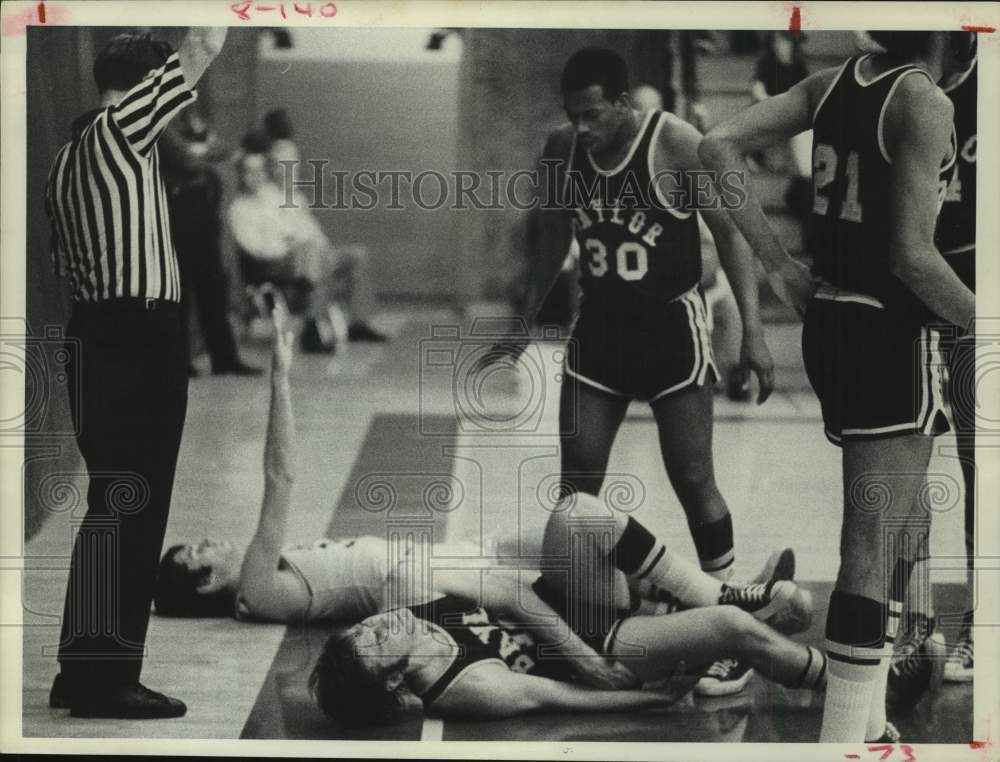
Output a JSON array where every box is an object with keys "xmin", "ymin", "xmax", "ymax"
[
  {"xmin": 699, "ymin": 32, "xmax": 976, "ymax": 743},
  {"xmin": 886, "ymin": 33, "xmax": 978, "ymax": 707},
  {"xmin": 311, "ymin": 492, "xmax": 822, "ymax": 726},
  {"xmin": 477, "ymin": 47, "xmax": 783, "ymax": 696},
  {"xmin": 934, "ymin": 35, "xmax": 977, "ymax": 685}
]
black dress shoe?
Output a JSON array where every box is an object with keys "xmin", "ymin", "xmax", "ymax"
[
  {"xmin": 347, "ymin": 322, "xmax": 388, "ymax": 342},
  {"xmin": 301, "ymin": 319, "xmax": 336, "ymax": 354},
  {"xmin": 211, "ymin": 360, "xmax": 263, "ymax": 376},
  {"xmin": 70, "ymin": 682, "xmax": 187, "ymax": 719}
]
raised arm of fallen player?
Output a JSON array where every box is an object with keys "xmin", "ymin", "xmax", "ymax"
[
  {"xmin": 657, "ymin": 114, "xmax": 775, "ymax": 403},
  {"xmin": 237, "ymin": 301, "xmax": 314, "ymax": 620},
  {"xmin": 883, "ymin": 73, "xmax": 975, "ymax": 329},
  {"xmin": 473, "ymin": 127, "xmax": 577, "ymax": 373},
  {"xmin": 698, "ymin": 69, "xmax": 841, "ymax": 314}
]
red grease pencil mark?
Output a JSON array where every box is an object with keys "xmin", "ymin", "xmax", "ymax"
[
  {"xmin": 962, "ymin": 25, "xmax": 995, "ymax": 33},
  {"xmin": 971, "ymin": 740, "xmax": 993, "ymax": 749},
  {"xmin": 37, "ymin": 1, "xmax": 46, "ymax": 23},
  {"xmin": 789, "ymin": 6, "xmax": 801, "ymax": 32},
  {"xmin": 843, "ymin": 756, "xmax": 860, "ymax": 760}
]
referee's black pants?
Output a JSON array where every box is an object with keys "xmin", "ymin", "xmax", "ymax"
[{"xmin": 57, "ymin": 300, "xmax": 188, "ymax": 689}]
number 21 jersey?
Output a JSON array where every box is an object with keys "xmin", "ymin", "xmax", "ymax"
[{"xmin": 810, "ymin": 55, "xmax": 957, "ymax": 322}]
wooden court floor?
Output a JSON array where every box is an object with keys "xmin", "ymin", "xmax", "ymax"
[{"xmin": 20, "ymin": 308, "xmax": 975, "ymax": 743}]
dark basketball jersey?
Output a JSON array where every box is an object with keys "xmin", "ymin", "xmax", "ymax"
[
  {"xmin": 409, "ymin": 595, "xmax": 573, "ymax": 706},
  {"xmin": 565, "ymin": 109, "xmax": 701, "ymax": 304},
  {"xmin": 810, "ymin": 55, "xmax": 957, "ymax": 322},
  {"xmin": 936, "ymin": 59, "xmax": 976, "ymax": 285}
]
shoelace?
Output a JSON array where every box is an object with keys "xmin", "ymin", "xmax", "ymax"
[
  {"xmin": 891, "ymin": 624, "xmax": 932, "ymax": 681},
  {"xmin": 951, "ymin": 637, "xmax": 973, "ymax": 667},
  {"xmin": 722, "ymin": 583, "xmax": 770, "ymax": 608},
  {"xmin": 705, "ymin": 658, "xmax": 739, "ymax": 679}
]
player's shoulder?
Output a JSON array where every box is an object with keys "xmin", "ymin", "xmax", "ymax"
[
  {"xmin": 887, "ymin": 70, "xmax": 953, "ymax": 127},
  {"xmin": 655, "ymin": 109, "xmax": 699, "ymax": 144}
]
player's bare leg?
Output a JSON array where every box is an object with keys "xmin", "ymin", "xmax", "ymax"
[
  {"xmin": 557, "ymin": 376, "xmax": 630, "ymax": 498},
  {"xmin": 651, "ymin": 384, "xmax": 733, "ymax": 579},
  {"xmin": 821, "ymin": 434, "xmax": 934, "ymax": 743}
]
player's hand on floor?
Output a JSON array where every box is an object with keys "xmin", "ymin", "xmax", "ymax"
[
  {"xmin": 739, "ymin": 332, "xmax": 775, "ymax": 405},
  {"xmin": 570, "ymin": 653, "xmax": 641, "ymax": 690}
]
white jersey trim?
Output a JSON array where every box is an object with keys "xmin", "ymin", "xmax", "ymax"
[
  {"xmin": 854, "ymin": 54, "xmax": 917, "ymax": 88},
  {"xmin": 813, "ymin": 59, "xmax": 851, "ymax": 124},
  {"xmin": 586, "ymin": 107, "xmax": 656, "ymax": 177},
  {"xmin": 647, "ymin": 112, "xmax": 692, "ymax": 220},
  {"xmin": 942, "ymin": 57, "xmax": 977, "ymax": 94},
  {"xmin": 877, "ymin": 67, "xmax": 935, "ymax": 165},
  {"xmin": 814, "ymin": 283, "xmax": 886, "ymax": 309},
  {"xmin": 564, "ymin": 366, "xmax": 630, "ymax": 397}
]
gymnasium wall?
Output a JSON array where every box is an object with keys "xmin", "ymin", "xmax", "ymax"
[{"xmin": 255, "ymin": 30, "xmax": 463, "ymax": 301}]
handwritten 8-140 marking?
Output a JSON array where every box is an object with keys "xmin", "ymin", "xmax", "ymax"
[{"xmin": 230, "ymin": 1, "xmax": 337, "ymax": 21}]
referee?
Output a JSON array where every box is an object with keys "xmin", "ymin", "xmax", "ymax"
[{"xmin": 44, "ymin": 28, "xmax": 227, "ymax": 719}]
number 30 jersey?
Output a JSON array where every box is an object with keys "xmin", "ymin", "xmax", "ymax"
[
  {"xmin": 810, "ymin": 55, "xmax": 957, "ymax": 323},
  {"xmin": 565, "ymin": 109, "xmax": 702, "ymax": 305}
]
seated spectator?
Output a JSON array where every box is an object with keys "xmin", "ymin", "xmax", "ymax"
[
  {"xmin": 160, "ymin": 107, "xmax": 261, "ymax": 376},
  {"xmin": 228, "ymin": 150, "xmax": 386, "ymax": 352}
]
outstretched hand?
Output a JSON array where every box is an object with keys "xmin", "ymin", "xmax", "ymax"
[{"xmin": 271, "ymin": 295, "xmax": 295, "ymax": 376}]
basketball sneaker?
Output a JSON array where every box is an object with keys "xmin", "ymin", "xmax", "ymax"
[
  {"xmin": 943, "ymin": 623, "xmax": 973, "ymax": 683},
  {"xmin": 718, "ymin": 579, "xmax": 812, "ymax": 631},
  {"xmin": 750, "ymin": 548, "xmax": 796, "ymax": 586},
  {"xmin": 695, "ymin": 657, "xmax": 755, "ymax": 697},
  {"xmin": 886, "ymin": 615, "xmax": 947, "ymax": 711},
  {"xmin": 698, "ymin": 555, "xmax": 809, "ymax": 697},
  {"xmin": 869, "ymin": 721, "xmax": 902, "ymax": 744}
]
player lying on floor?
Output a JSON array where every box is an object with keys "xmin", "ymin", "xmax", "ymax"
[
  {"xmin": 152, "ymin": 308, "xmax": 799, "ymax": 679},
  {"xmin": 310, "ymin": 489, "xmax": 825, "ymax": 724}
]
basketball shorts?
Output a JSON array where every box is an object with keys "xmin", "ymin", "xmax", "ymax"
[
  {"xmin": 565, "ymin": 286, "xmax": 718, "ymax": 402},
  {"xmin": 531, "ymin": 577, "xmax": 632, "ymax": 656},
  {"xmin": 802, "ymin": 285, "xmax": 949, "ymax": 446}
]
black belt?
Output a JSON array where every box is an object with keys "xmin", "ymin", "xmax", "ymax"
[{"xmin": 73, "ymin": 297, "xmax": 180, "ymax": 314}]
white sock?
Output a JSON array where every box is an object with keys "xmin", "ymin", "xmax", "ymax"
[
  {"xmin": 706, "ymin": 565, "xmax": 735, "ymax": 584},
  {"xmin": 820, "ymin": 661, "xmax": 880, "ymax": 742},
  {"xmin": 865, "ymin": 645, "xmax": 893, "ymax": 741},
  {"xmin": 639, "ymin": 546, "xmax": 724, "ymax": 608},
  {"xmin": 866, "ymin": 598, "xmax": 902, "ymax": 740}
]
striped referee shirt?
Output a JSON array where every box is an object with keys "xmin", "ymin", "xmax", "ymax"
[{"xmin": 45, "ymin": 52, "xmax": 197, "ymax": 303}]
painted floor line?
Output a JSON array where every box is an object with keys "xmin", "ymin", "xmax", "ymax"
[{"xmin": 420, "ymin": 717, "xmax": 444, "ymax": 741}]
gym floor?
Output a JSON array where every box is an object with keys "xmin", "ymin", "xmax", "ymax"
[{"xmin": 20, "ymin": 307, "xmax": 973, "ymax": 744}]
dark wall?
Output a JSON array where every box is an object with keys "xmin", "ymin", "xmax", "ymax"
[{"xmin": 256, "ymin": 56, "xmax": 462, "ymax": 300}]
